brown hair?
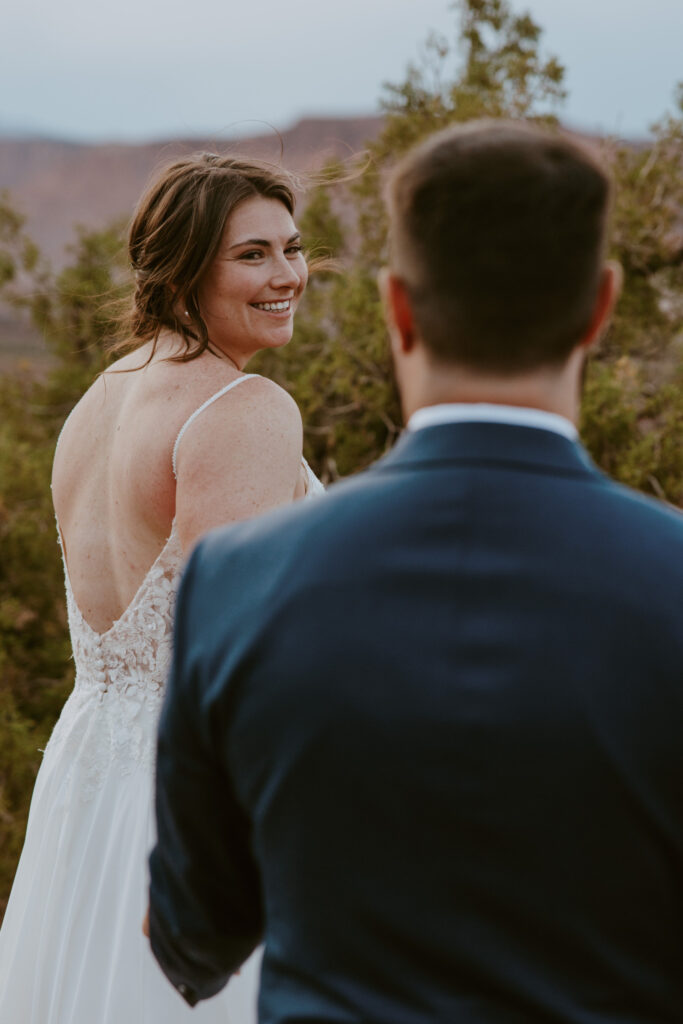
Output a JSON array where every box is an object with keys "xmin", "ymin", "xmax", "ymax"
[
  {"xmin": 115, "ymin": 153, "xmax": 300, "ymax": 363},
  {"xmin": 387, "ymin": 120, "xmax": 613, "ymax": 373}
]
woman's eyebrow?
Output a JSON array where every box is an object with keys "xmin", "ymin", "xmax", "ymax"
[{"xmin": 227, "ymin": 232, "xmax": 301, "ymax": 251}]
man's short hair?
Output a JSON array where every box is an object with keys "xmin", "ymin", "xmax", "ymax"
[{"xmin": 387, "ymin": 120, "xmax": 612, "ymax": 373}]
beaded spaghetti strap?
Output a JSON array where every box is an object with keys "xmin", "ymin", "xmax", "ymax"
[{"xmin": 172, "ymin": 374, "xmax": 259, "ymax": 479}]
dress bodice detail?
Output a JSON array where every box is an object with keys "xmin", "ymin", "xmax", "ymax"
[
  {"xmin": 62, "ymin": 523, "xmax": 184, "ymax": 702},
  {"xmin": 48, "ymin": 524, "xmax": 184, "ymax": 801},
  {"xmin": 49, "ymin": 386, "xmax": 323, "ymax": 802}
]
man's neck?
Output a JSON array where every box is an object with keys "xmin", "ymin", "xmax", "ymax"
[{"xmin": 397, "ymin": 349, "xmax": 585, "ymax": 427}]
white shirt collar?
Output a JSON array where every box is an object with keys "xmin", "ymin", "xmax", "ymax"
[{"xmin": 407, "ymin": 403, "xmax": 579, "ymax": 442}]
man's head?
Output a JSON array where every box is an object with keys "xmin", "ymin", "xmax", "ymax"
[{"xmin": 382, "ymin": 119, "xmax": 617, "ymax": 384}]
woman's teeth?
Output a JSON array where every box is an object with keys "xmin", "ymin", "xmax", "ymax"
[{"xmin": 252, "ymin": 300, "xmax": 291, "ymax": 312}]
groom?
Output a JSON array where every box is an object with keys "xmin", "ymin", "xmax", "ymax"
[{"xmin": 148, "ymin": 121, "xmax": 683, "ymax": 1021}]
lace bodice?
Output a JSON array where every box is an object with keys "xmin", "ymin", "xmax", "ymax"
[
  {"xmin": 45, "ymin": 524, "xmax": 183, "ymax": 801},
  {"xmin": 62, "ymin": 523, "xmax": 183, "ymax": 707},
  {"xmin": 47, "ymin": 372, "xmax": 324, "ymax": 801}
]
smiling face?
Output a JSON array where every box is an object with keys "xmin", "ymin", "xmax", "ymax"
[{"xmin": 196, "ymin": 195, "xmax": 308, "ymax": 366}]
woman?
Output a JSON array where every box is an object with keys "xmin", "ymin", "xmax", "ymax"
[{"xmin": 0, "ymin": 153, "xmax": 323, "ymax": 1022}]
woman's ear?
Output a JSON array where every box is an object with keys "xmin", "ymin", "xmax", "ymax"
[
  {"xmin": 377, "ymin": 268, "xmax": 417, "ymax": 355},
  {"xmin": 170, "ymin": 286, "xmax": 192, "ymax": 321}
]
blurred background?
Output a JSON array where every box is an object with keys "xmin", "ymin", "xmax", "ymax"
[{"xmin": 1, "ymin": 0, "xmax": 682, "ymax": 918}]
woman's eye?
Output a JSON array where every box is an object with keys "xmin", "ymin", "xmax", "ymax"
[
  {"xmin": 286, "ymin": 244, "xmax": 304, "ymax": 257},
  {"xmin": 239, "ymin": 250, "xmax": 263, "ymax": 260}
]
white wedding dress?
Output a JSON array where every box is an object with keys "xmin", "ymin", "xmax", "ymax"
[{"xmin": 0, "ymin": 374, "xmax": 324, "ymax": 1023}]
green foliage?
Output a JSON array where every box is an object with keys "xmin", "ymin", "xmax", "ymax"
[
  {"xmin": 23, "ymin": 220, "xmax": 131, "ymax": 402},
  {"xmin": 0, "ymin": 375, "xmax": 74, "ymax": 916},
  {"xmin": 606, "ymin": 108, "xmax": 683, "ymax": 361},
  {"xmin": 282, "ymin": 0, "xmax": 683, "ymax": 498},
  {"xmin": 273, "ymin": 0, "xmax": 571, "ymax": 475},
  {"xmin": 0, "ymin": 191, "xmax": 46, "ymax": 290},
  {"xmin": 581, "ymin": 357, "xmax": 683, "ymax": 506},
  {"xmin": 0, "ymin": 688, "xmax": 46, "ymax": 911},
  {"xmin": 381, "ymin": 0, "xmax": 565, "ymax": 140},
  {"xmin": 0, "ymin": 209, "xmax": 133, "ymax": 917},
  {"xmin": 584, "ymin": 87, "xmax": 683, "ymax": 499},
  {"xmin": 0, "ymin": 0, "xmax": 682, "ymax": 919}
]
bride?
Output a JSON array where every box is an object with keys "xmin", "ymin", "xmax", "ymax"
[{"xmin": 0, "ymin": 153, "xmax": 323, "ymax": 1022}]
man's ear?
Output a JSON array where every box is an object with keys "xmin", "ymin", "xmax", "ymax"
[
  {"xmin": 377, "ymin": 268, "xmax": 417, "ymax": 355},
  {"xmin": 580, "ymin": 260, "xmax": 623, "ymax": 351}
]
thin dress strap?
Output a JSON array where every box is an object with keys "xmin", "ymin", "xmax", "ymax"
[{"xmin": 172, "ymin": 374, "xmax": 259, "ymax": 479}]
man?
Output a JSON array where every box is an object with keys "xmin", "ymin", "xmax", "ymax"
[{"xmin": 148, "ymin": 121, "xmax": 683, "ymax": 1021}]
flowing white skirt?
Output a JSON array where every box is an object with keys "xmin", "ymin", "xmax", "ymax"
[{"xmin": 0, "ymin": 687, "xmax": 260, "ymax": 1023}]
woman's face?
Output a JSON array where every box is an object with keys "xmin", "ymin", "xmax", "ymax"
[{"xmin": 197, "ymin": 195, "xmax": 308, "ymax": 364}]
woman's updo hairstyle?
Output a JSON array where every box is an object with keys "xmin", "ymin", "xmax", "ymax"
[{"xmin": 120, "ymin": 153, "xmax": 298, "ymax": 362}]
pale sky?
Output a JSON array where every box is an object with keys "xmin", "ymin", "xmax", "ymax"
[{"xmin": 3, "ymin": 0, "xmax": 681, "ymax": 142}]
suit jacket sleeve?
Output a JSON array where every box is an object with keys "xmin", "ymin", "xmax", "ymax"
[{"xmin": 148, "ymin": 542, "xmax": 264, "ymax": 1006}]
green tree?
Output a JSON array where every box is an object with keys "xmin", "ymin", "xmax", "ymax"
[
  {"xmin": 581, "ymin": 86, "xmax": 683, "ymax": 506},
  {"xmin": 0, "ymin": 212, "xmax": 132, "ymax": 917},
  {"xmin": 275, "ymin": 0, "xmax": 683, "ymax": 502},
  {"xmin": 261, "ymin": 0, "xmax": 570, "ymax": 478},
  {"xmin": 0, "ymin": 371, "xmax": 72, "ymax": 916}
]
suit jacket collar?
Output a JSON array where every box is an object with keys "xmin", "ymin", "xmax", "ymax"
[{"xmin": 375, "ymin": 421, "xmax": 600, "ymax": 480}]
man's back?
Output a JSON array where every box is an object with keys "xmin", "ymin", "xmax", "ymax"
[{"xmin": 168, "ymin": 422, "xmax": 683, "ymax": 1022}]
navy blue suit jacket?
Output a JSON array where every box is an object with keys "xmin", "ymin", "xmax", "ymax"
[{"xmin": 150, "ymin": 423, "xmax": 683, "ymax": 1023}]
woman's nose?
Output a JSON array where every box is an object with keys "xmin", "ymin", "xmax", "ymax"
[{"xmin": 270, "ymin": 254, "xmax": 302, "ymax": 289}]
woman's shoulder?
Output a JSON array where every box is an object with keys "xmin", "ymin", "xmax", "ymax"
[
  {"xmin": 175, "ymin": 371, "xmax": 302, "ymax": 451},
  {"xmin": 92, "ymin": 343, "xmax": 302, "ymax": 468},
  {"xmin": 139, "ymin": 352, "xmax": 302, "ymax": 474},
  {"xmin": 124, "ymin": 343, "xmax": 292, "ymax": 406},
  {"xmin": 166, "ymin": 360, "xmax": 300, "ymax": 430}
]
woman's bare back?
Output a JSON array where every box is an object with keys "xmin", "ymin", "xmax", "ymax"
[{"xmin": 52, "ymin": 341, "xmax": 306, "ymax": 634}]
